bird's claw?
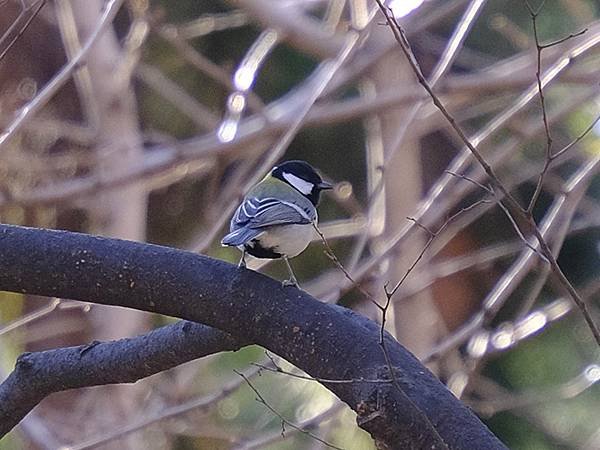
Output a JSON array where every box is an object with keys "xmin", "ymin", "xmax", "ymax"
[{"xmin": 282, "ymin": 279, "xmax": 300, "ymax": 288}]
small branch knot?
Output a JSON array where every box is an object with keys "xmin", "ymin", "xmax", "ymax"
[
  {"xmin": 356, "ymin": 399, "xmax": 385, "ymax": 427},
  {"xmin": 79, "ymin": 340, "xmax": 101, "ymax": 356},
  {"xmin": 16, "ymin": 352, "xmax": 33, "ymax": 370}
]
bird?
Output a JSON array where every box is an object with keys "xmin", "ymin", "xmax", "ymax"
[{"xmin": 221, "ymin": 160, "xmax": 333, "ymax": 287}]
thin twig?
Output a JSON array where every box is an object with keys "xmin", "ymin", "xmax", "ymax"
[
  {"xmin": 524, "ymin": 0, "xmax": 553, "ymax": 213},
  {"xmin": 235, "ymin": 402, "xmax": 344, "ymax": 450},
  {"xmin": 539, "ymin": 29, "xmax": 588, "ymax": 49},
  {"xmin": 389, "ymin": 199, "xmax": 491, "ymax": 298},
  {"xmin": 496, "ymin": 200, "xmax": 549, "ymax": 260},
  {"xmin": 521, "ymin": 2, "xmax": 587, "ymax": 211},
  {"xmin": 551, "ymin": 113, "xmax": 600, "ymax": 160},
  {"xmin": 252, "ymin": 358, "xmax": 392, "ymax": 385},
  {"xmin": 0, "ymin": 0, "xmax": 46, "ymax": 63},
  {"xmin": 234, "ymin": 370, "xmax": 344, "ymax": 450},
  {"xmin": 445, "ymin": 170, "xmax": 493, "ymax": 193},
  {"xmin": 312, "ymin": 222, "xmax": 378, "ymax": 304}
]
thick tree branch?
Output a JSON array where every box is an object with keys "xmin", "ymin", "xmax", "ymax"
[
  {"xmin": 0, "ymin": 225, "xmax": 506, "ymax": 449},
  {"xmin": 0, "ymin": 320, "xmax": 243, "ymax": 434}
]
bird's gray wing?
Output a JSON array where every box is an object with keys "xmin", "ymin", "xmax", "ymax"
[
  {"xmin": 240, "ymin": 197, "xmax": 315, "ymax": 228},
  {"xmin": 222, "ymin": 197, "xmax": 315, "ymax": 247}
]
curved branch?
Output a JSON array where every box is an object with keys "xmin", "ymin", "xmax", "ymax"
[
  {"xmin": 0, "ymin": 320, "xmax": 243, "ymax": 434},
  {"xmin": 0, "ymin": 224, "xmax": 506, "ymax": 449}
]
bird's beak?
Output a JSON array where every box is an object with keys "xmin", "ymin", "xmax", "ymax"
[{"xmin": 318, "ymin": 180, "xmax": 334, "ymax": 190}]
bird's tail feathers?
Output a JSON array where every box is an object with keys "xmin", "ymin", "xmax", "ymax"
[{"xmin": 221, "ymin": 228, "xmax": 262, "ymax": 246}]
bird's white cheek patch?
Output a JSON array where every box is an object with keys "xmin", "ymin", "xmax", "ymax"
[{"xmin": 283, "ymin": 172, "xmax": 314, "ymax": 195}]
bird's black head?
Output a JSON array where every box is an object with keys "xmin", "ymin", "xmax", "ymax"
[{"xmin": 271, "ymin": 160, "xmax": 333, "ymax": 205}]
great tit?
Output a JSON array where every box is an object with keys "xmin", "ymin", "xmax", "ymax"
[{"xmin": 221, "ymin": 160, "xmax": 333, "ymax": 287}]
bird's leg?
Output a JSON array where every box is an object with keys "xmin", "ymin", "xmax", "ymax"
[
  {"xmin": 282, "ymin": 256, "xmax": 300, "ymax": 288},
  {"xmin": 238, "ymin": 249, "xmax": 247, "ymax": 268}
]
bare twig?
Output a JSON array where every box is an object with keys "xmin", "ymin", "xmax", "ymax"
[
  {"xmin": 551, "ymin": 112, "xmax": 600, "ymax": 160},
  {"xmin": 234, "ymin": 402, "xmax": 344, "ymax": 450},
  {"xmin": 376, "ymin": 284, "xmax": 450, "ymax": 449},
  {"xmin": 312, "ymin": 222, "xmax": 378, "ymax": 304},
  {"xmin": 521, "ymin": 2, "xmax": 589, "ymax": 213},
  {"xmin": 234, "ymin": 370, "xmax": 344, "ymax": 450},
  {"xmin": 252, "ymin": 356, "xmax": 392, "ymax": 385},
  {"xmin": 539, "ymin": 29, "xmax": 588, "ymax": 49},
  {"xmin": 0, "ymin": 0, "xmax": 46, "ymax": 63},
  {"xmin": 389, "ymin": 199, "xmax": 491, "ymax": 299},
  {"xmin": 524, "ymin": 0, "xmax": 554, "ymax": 213}
]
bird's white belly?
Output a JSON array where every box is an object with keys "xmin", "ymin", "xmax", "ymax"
[{"xmin": 257, "ymin": 223, "xmax": 315, "ymax": 258}]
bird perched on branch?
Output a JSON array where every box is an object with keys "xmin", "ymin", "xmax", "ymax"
[{"xmin": 222, "ymin": 160, "xmax": 333, "ymax": 287}]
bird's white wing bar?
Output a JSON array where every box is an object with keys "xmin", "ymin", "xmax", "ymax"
[{"xmin": 235, "ymin": 197, "xmax": 279, "ymax": 224}]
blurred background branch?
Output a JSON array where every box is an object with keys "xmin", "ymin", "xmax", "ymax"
[{"xmin": 0, "ymin": 0, "xmax": 599, "ymax": 448}]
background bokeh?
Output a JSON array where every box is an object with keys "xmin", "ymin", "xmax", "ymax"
[{"xmin": 0, "ymin": 0, "xmax": 599, "ymax": 448}]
